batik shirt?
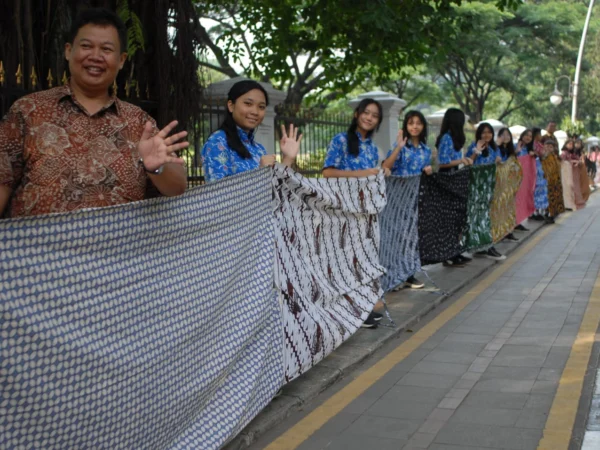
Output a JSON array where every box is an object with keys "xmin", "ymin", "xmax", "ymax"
[
  {"xmin": 466, "ymin": 142, "xmax": 497, "ymax": 165},
  {"xmin": 437, "ymin": 132, "xmax": 463, "ymax": 164},
  {"xmin": 0, "ymin": 84, "xmax": 156, "ymax": 218},
  {"xmin": 201, "ymin": 127, "xmax": 266, "ymax": 182},
  {"xmin": 385, "ymin": 141, "xmax": 432, "ymax": 176},
  {"xmin": 323, "ymin": 132, "xmax": 379, "ymax": 171}
]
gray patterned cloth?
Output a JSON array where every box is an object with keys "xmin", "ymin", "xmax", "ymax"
[
  {"xmin": 379, "ymin": 175, "xmax": 421, "ymax": 292},
  {"xmin": 273, "ymin": 165, "xmax": 387, "ymax": 381},
  {"xmin": 1, "ymin": 169, "xmax": 283, "ymax": 450}
]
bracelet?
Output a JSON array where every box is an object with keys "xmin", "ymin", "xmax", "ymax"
[{"xmin": 139, "ymin": 157, "xmax": 164, "ymax": 175}]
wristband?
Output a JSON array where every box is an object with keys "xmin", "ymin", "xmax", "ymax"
[{"xmin": 139, "ymin": 157, "xmax": 164, "ymax": 175}]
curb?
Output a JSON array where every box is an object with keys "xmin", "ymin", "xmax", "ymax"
[{"xmin": 225, "ymin": 218, "xmax": 550, "ymax": 449}]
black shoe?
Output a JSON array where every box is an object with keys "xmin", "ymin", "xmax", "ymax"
[
  {"xmin": 457, "ymin": 254, "xmax": 472, "ymax": 263},
  {"xmin": 404, "ymin": 276, "xmax": 425, "ymax": 289},
  {"xmin": 486, "ymin": 247, "xmax": 506, "ymax": 261},
  {"xmin": 371, "ymin": 311, "xmax": 383, "ymax": 322},
  {"xmin": 545, "ymin": 216, "xmax": 555, "ymax": 224},
  {"xmin": 443, "ymin": 258, "xmax": 465, "ymax": 268},
  {"xmin": 531, "ymin": 214, "xmax": 544, "ymax": 221},
  {"xmin": 515, "ymin": 224, "xmax": 529, "ymax": 231},
  {"xmin": 475, "ymin": 251, "xmax": 487, "ymax": 256},
  {"xmin": 361, "ymin": 313, "xmax": 379, "ymax": 328},
  {"xmin": 504, "ymin": 233, "xmax": 519, "ymax": 241}
]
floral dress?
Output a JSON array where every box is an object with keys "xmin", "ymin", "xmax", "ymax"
[
  {"xmin": 466, "ymin": 143, "xmax": 497, "ymax": 165},
  {"xmin": 533, "ymin": 142, "xmax": 549, "ymax": 210}
]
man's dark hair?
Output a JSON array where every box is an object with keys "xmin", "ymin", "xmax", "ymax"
[{"xmin": 68, "ymin": 8, "xmax": 128, "ymax": 53}]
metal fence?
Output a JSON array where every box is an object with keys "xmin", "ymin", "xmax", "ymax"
[{"xmin": 274, "ymin": 105, "xmax": 351, "ymax": 177}]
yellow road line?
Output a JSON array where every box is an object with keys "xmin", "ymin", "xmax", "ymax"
[
  {"xmin": 537, "ymin": 272, "xmax": 600, "ymax": 450},
  {"xmin": 265, "ymin": 226, "xmax": 555, "ymax": 450}
]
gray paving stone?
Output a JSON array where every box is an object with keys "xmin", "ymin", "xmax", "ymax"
[
  {"xmin": 429, "ymin": 444, "xmax": 510, "ymax": 450},
  {"xmin": 434, "ymin": 422, "xmax": 543, "ymax": 449},
  {"xmin": 323, "ymin": 432, "xmax": 407, "ymax": 450},
  {"xmin": 515, "ymin": 408, "xmax": 549, "ymax": 429},
  {"xmin": 444, "ymin": 333, "xmax": 495, "ymax": 344},
  {"xmin": 396, "ymin": 373, "xmax": 460, "ymax": 390},
  {"xmin": 480, "ymin": 366, "xmax": 540, "ymax": 381},
  {"xmin": 423, "ymin": 351, "xmax": 478, "ymax": 365},
  {"xmin": 472, "ymin": 378, "xmax": 535, "ymax": 393},
  {"xmin": 492, "ymin": 345, "xmax": 550, "ymax": 368},
  {"xmin": 542, "ymin": 347, "xmax": 571, "ymax": 368},
  {"xmin": 403, "ymin": 432, "xmax": 436, "ymax": 449},
  {"xmin": 525, "ymin": 394, "xmax": 555, "ymax": 409},
  {"xmin": 385, "ymin": 386, "xmax": 450, "ymax": 404},
  {"xmin": 411, "ymin": 361, "xmax": 470, "ymax": 377},
  {"xmin": 432, "ymin": 341, "xmax": 487, "ymax": 355},
  {"xmin": 506, "ymin": 336, "xmax": 556, "ymax": 346},
  {"xmin": 531, "ymin": 380, "xmax": 558, "ymax": 394},
  {"xmin": 537, "ymin": 368, "xmax": 562, "ymax": 382},
  {"xmin": 365, "ymin": 397, "xmax": 439, "ymax": 421},
  {"xmin": 346, "ymin": 415, "xmax": 421, "ymax": 441},
  {"xmin": 448, "ymin": 406, "xmax": 519, "ymax": 427},
  {"xmin": 463, "ymin": 391, "xmax": 528, "ymax": 410}
]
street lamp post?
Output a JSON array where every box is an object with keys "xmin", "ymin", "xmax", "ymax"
[{"xmin": 549, "ymin": 0, "xmax": 595, "ymax": 124}]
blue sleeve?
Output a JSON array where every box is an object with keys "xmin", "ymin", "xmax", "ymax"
[
  {"xmin": 323, "ymin": 134, "xmax": 345, "ymax": 169},
  {"xmin": 201, "ymin": 132, "xmax": 231, "ymax": 183},
  {"xmin": 437, "ymin": 134, "xmax": 453, "ymax": 164},
  {"xmin": 423, "ymin": 145, "xmax": 432, "ymax": 167},
  {"xmin": 465, "ymin": 142, "xmax": 476, "ymax": 159}
]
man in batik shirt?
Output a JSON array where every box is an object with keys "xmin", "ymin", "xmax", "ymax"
[{"xmin": 0, "ymin": 8, "xmax": 188, "ymax": 218}]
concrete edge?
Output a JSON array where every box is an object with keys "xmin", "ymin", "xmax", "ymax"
[{"xmin": 225, "ymin": 219, "xmax": 550, "ymax": 449}]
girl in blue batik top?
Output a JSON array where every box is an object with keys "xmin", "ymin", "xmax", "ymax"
[
  {"xmin": 435, "ymin": 108, "xmax": 473, "ymax": 268},
  {"xmin": 323, "ymin": 98, "xmax": 390, "ymax": 179},
  {"xmin": 202, "ymin": 80, "xmax": 301, "ymax": 182},
  {"xmin": 323, "ymin": 98, "xmax": 388, "ymax": 329},
  {"xmin": 468, "ymin": 123, "xmax": 506, "ymax": 262},
  {"xmin": 382, "ymin": 110, "xmax": 431, "ymax": 291}
]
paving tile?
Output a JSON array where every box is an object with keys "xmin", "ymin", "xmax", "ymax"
[
  {"xmin": 345, "ymin": 415, "xmax": 421, "ymax": 441},
  {"xmin": 515, "ymin": 408, "xmax": 549, "ymax": 429},
  {"xmin": 435, "ymin": 341, "xmax": 487, "ymax": 354},
  {"xmin": 365, "ymin": 397, "xmax": 438, "ymax": 421},
  {"xmin": 423, "ymin": 351, "xmax": 478, "ymax": 365},
  {"xmin": 410, "ymin": 361, "xmax": 470, "ymax": 377},
  {"xmin": 403, "ymin": 432, "xmax": 436, "ymax": 448},
  {"xmin": 444, "ymin": 333, "xmax": 495, "ymax": 344},
  {"xmin": 323, "ymin": 432, "xmax": 407, "ymax": 450},
  {"xmin": 418, "ymin": 419, "xmax": 446, "ymax": 434},
  {"xmin": 537, "ymin": 368, "xmax": 562, "ymax": 382},
  {"xmin": 480, "ymin": 366, "xmax": 540, "ymax": 381},
  {"xmin": 542, "ymin": 347, "xmax": 572, "ymax": 369},
  {"xmin": 472, "ymin": 378, "xmax": 535, "ymax": 393},
  {"xmin": 463, "ymin": 391, "xmax": 528, "ymax": 410},
  {"xmin": 397, "ymin": 372, "xmax": 460, "ymax": 389},
  {"xmin": 429, "ymin": 444, "xmax": 508, "ymax": 450},
  {"xmin": 384, "ymin": 386, "xmax": 449, "ymax": 404},
  {"xmin": 428, "ymin": 408, "xmax": 455, "ymax": 422},
  {"xmin": 525, "ymin": 394, "xmax": 554, "ymax": 409},
  {"xmin": 448, "ymin": 405, "xmax": 519, "ymax": 427},
  {"xmin": 531, "ymin": 380, "xmax": 558, "ymax": 394},
  {"xmin": 434, "ymin": 422, "xmax": 543, "ymax": 449},
  {"xmin": 492, "ymin": 345, "xmax": 550, "ymax": 368},
  {"xmin": 438, "ymin": 398, "xmax": 463, "ymax": 410}
]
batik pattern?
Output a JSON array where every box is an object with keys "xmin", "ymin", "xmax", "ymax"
[
  {"xmin": 490, "ymin": 157, "xmax": 522, "ymax": 242},
  {"xmin": 465, "ymin": 164, "xmax": 496, "ymax": 251},
  {"xmin": 534, "ymin": 158, "xmax": 549, "ymax": 210},
  {"xmin": 418, "ymin": 169, "xmax": 470, "ymax": 265},
  {"xmin": 516, "ymin": 155, "xmax": 536, "ymax": 224},
  {"xmin": 379, "ymin": 175, "xmax": 421, "ymax": 291},
  {"xmin": 272, "ymin": 164, "xmax": 386, "ymax": 381},
  {"xmin": 0, "ymin": 168, "xmax": 283, "ymax": 450},
  {"xmin": 541, "ymin": 153, "xmax": 565, "ymax": 217}
]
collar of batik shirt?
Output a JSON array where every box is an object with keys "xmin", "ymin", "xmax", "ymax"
[
  {"xmin": 354, "ymin": 131, "xmax": 373, "ymax": 145},
  {"xmin": 56, "ymin": 82, "xmax": 121, "ymax": 116},
  {"xmin": 405, "ymin": 141, "xmax": 427, "ymax": 152},
  {"xmin": 237, "ymin": 126, "xmax": 256, "ymax": 146}
]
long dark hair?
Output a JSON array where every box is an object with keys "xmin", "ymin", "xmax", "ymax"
[
  {"xmin": 219, "ymin": 80, "xmax": 269, "ymax": 159},
  {"xmin": 436, "ymin": 108, "xmax": 465, "ymax": 151},
  {"xmin": 403, "ymin": 110, "xmax": 428, "ymax": 144},
  {"xmin": 497, "ymin": 127, "xmax": 515, "ymax": 158},
  {"xmin": 347, "ymin": 99, "xmax": 383, "ymax": 157},
  {"xmin": 519, "ymin": 129, "xmax": 534, "ymax": 153},
  {"xmin": 475, "ymin": 123, "xmax": 497, "ymax": 158}
]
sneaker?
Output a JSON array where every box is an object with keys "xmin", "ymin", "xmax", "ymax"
[
  {"xmin": 531, "ymin": 214, "xmax": 544, "ymax": 221},
  {"xmin": 404, "ymin": 276, "xmax": 425, "ymax": 289},
  {"xmin": 515, "ymin": 224, "xmax": 529, "ymax": 231},
  {"xmin": 443, "ymin": 259, "xmax": 465, "ymax": 268},
  {"xmin": 361, "ymin": 313, "xmax": 379, "ymax": 328},
  {"xmin": 371, "ymin": 311, "xmax": 383, "ymax": 322},
  {"xmin": 485, "ymin": 247, "xmax": 506, "ymax": 261},
  {"xmin": 504, "ymin": 233, "xmax": 519, "ymax": 241},
  {"xmin": 475, "ymin": 251, "xmax": 487, "ymax": 257},
  {"xmin": 457, "ymin": 254, "xmax": 472, "ymax": 263},
  {"xmin": 545, "ymin": 216, "xmax": 555, "ymax": 224}
]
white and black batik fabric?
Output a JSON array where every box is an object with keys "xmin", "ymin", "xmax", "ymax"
[
  {"xmin": 379, "ymin": 175, "xmax": 421, "ymax": 292},
  {"xmin": 272, "ymin": 164, "xmax": 387, "ymax": 382},
  {"xmin": 418, "ymin": 170, "xmax": 470, "ymax": 265},
  {"xmin": 0, "ymin": 169, "xmax": 283, "ymax": 450}
]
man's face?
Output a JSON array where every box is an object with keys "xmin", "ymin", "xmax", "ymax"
[
  {"xmin": 547, "ymin": 122, "xmax": 557, "ymax": 134},
  {"xmin": 65, "ymin": 24, "xmax": 126, "ymax": 92}
]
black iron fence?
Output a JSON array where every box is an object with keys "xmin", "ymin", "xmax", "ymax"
[{"xmin": 274, "ymin": 105, "xmax": 351, "ymax": 177}]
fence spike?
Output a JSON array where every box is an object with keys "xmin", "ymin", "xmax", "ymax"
[
  {"xmin": 30, "ymin": 66, "xmax": 38, "ymax": 89},
  {"xmin": 0, "ymin": 61, "xmax": 4, "ymax": 86},
  {"xmin": 112, "ymin": 79, "xmax": 118, "ymax": 96},
  {"xmin": 61, "ymin": 71, "xmax": 68, "ymax": 85},
  {"xmin": 47, "ymin": 69, "xmax": 54, "ymax": 88},
  {"xmin": 135, "ymin": 80, "xmax": 140, "ymax": 98},
  {"xmin": 125, "ymin": 80, "xmax": 131, "ymax": 97},
  {"xmin": 15, "ymin": 64, "xmax": 23, "ymax": 86}
]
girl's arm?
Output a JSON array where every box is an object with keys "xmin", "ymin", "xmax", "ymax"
[{"xmin": 382, "ymin": 130, "xmax": 407, "ymax": 170}]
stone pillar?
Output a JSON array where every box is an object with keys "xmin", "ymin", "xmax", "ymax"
[
  {"xmin": 348, "ymin": 91, "xmax": 407, "ymax": 164},
  {"xmin": 204, "ymin": 76, "xmax": 287, "ymax": 155}
]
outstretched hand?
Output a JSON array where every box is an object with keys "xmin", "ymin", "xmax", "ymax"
[
  {"xmin": 138, "ymin": 120, "xmax": 187, "ymax": 172},
  {"xmin": 280, "ymin": 124, "xmax": 303, "ymax": 166}
]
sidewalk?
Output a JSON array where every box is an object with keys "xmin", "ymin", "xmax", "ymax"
[{"xmin": 225, "ymin": 218, "xmax": 549, "ymax": 449}]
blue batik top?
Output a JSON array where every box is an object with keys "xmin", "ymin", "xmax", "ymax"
[
  {"xmin": 385, "ymin": 141, "xmax": 432, "ymax": 176},
  {"xmin": 323, "ymin": 132, "xmax": 379, "ymax": 171},
  {"xmin": 437, "ymin": 132, "xmax": 463, "ymax": 164},
  {"xmin": 466, "ymin": 142, "xmax": 498, "ymax": 165},
  {"xmin": 201, "ymin": 127, "xmax": 266, "ymax": 182}
]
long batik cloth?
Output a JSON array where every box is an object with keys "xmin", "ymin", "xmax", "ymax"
[
  {"xmin": 272, "ymin": 165, "xmax": 386, "ymax": 381},
  {"xmin": 379, "ymin": 175, "xmax": 421, "ymax": 292},
  {"xmin": 515, "ymin": 155, "xmax": 536, "ymax": 224},
  {"xmin": 561, "ymin": 160, "xmax": 576, "ymax": 210},
  {"xmin": 541, "ymin": 153, "xmax": 565, "ymax": 217},
  {"xmin": 465, "ymin": 164, "xmax": 496, "ymax": 252},
  {"xmin": 534, "ymin": 158, "xmax": 549, "ymax": 210},
  {"xmin": 0, "ymin": 168, "xmax": 283, "ymax": 450},
  {"xmin": 579, "ymin": 163, "xmax": 591, "ymax": 204},
  {"xmin": 418, "ymin": 170, "xmax": 470, "ymax": 265},
  {"xmin": 490, "ymin": 157, "xmax": 522, "ymax": 242}
]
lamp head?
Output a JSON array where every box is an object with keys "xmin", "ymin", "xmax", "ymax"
[{"xmin": 550, "ymin": 89, "xmax": 563, "ymax": 106}]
